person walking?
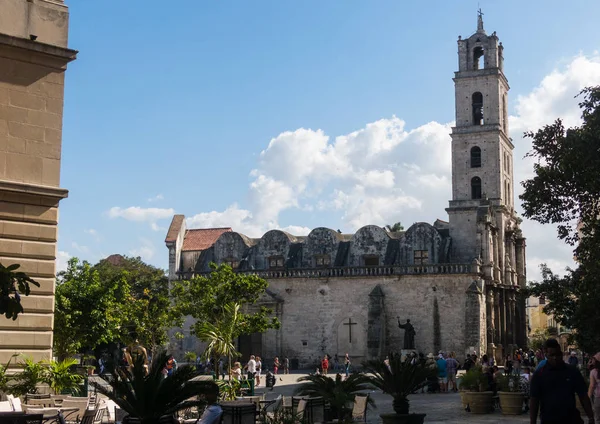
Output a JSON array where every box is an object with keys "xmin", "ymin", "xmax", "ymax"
[
  {"xmin": 321, "ymin": 355, "xmax": 329, "ymax": 375},
  {"xmin": 344, "ymin": 353, "xmax": 351, "ymax": 378},
  {"xmin": 255, "ymin": 356, "xmax": 262, "ymax": 386},
  {"xmin": 283, "ymin": 356, "xmax": 289, "ymax": 374},
  {"xmin": 529, "ymin": 339, "xmax": 594, "ymax": 424},
  {"xmin": 446, "ymin": 352, "xmax": 459, "ymax": 393},
  {"xmin": 245, "ymin": 355, "xmax": 256, "ymax": 381},
  {"xmin": 588, "ymin": 352, "xmax": 600, "ymax": 423},
  {"xmin": 273, "ymin": 356, "xmax": 280, "ymax": 375},
  {"xmin": 436, "ymin": 354, "xmax": 448, "ymax": 393}
]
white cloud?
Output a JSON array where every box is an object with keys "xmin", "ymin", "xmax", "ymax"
[
  {"xmin": 147, "ymin": 194, "xmax": 164, "ymax": 202},
  {"xmin": 183, "ymin": 54, "xmax": 600, "ymax": 282},
  {"xmin": 56, "ymin": 251, "xmax": 71, "ymax": 273},
  {"xmin": 108, "ymin": 206, "xmax": 175, "ymax": 222},
  {"xmin": 130, "ymin": 238, "xmax": 156, "ymax": 262},
  {"xmin": 71, "ymin": 242, "xmax": 89, "ymax": 254},
  {"xmin": 108, "ymin": 206, "xmax": 175, "ymax": 231},
  {"xmin": 84, "ymin": 228, "xmax": 101, "ymax": 242}
]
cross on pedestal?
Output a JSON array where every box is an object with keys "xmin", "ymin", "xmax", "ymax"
[{"xmin": 343, "ymin": 318, "xmax": 357, "ymax": 343}]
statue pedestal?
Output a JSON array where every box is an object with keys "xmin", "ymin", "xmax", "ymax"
[{"xmin": 401, "ymin": 349, "xmax": 417, "ymax": 361}]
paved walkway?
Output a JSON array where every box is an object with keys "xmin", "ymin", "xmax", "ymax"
[{"xmin": 252, "ymin": 372, "xmax": 530, "ymax": 423}]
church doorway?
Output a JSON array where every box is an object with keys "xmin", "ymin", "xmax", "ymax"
[{"xmin": 238, "ymin": 333, "xmax": 263, "ymax": 362}]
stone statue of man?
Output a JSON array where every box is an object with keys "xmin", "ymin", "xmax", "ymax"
[{"xmin": 397, "ymin": 317, "xmax": 416, "ymax": 350}]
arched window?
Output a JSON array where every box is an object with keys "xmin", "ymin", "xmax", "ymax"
[
  {"xmin": 473, "ymin": 47, "xmax": 484, "ymax": 70},
  {"xmin": 471, "ymin": 177, "xmax": 482, "ymax": 200},
  {"xmin": 472, "ymin": 92, "xmax": 484, "ymax": 125},
  {"xmin": 470, "ymin": 146, "xmax": 481, "ymax": 168}
]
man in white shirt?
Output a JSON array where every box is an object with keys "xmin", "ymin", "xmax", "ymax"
[{"xmin": 246, "ymin": 355, "xmax": 256, "ymax": 380}]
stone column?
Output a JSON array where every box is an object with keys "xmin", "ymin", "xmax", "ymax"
[
  {"xmin": 486, "ymin": 288, "xmax": 495, "ymax": 346},
  {"xmin": 508, "ymin": 291, "xmax": 516, "ymax": 346},
  {"xmin": 500, "ymin": 289, "xmax": 507, "ymax": 347}
]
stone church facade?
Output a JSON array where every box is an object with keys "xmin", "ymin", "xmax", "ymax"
[{"xmin": 165, "ymin": 15, "xmax": 527, "ymax": 367}]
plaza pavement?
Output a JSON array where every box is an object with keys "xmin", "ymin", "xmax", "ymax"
[
  {"xmin": 92, "ymin": 371, "xmax": 530, "ymax": 423},
  {"xmin": 252, "ymin": 371, "xmax": 530, "ymax": 424}
]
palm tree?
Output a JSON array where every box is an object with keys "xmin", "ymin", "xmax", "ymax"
[
  {"xmin": 92, "ymin": 352, "xmax": 217, "ymax": 424},
  {"xmin": 44, "ymin": 358, "xmax": 84, "ymax": 395},
  {"xmin": 362, "ymin": 355, "xmax": 436, "ymax": 416},
  {"xmin": 195, "ymin": 302, "xmax": 242, "ymax": 377},
  {"xmin": 385, "ymin": 222, "xmax": 404, "ymax": 232},
  {"xmin": 294, "ymin": 373, "xmax": 375, "ymax": 420}
]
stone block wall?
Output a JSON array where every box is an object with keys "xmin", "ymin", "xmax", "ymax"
[
  {"xmin": 0, "ymin": 0, "xmax": 76, "ymax": 364},
  {"xmin": 258, "ymin": 273, "xmax": 479, "ymax": 368}
]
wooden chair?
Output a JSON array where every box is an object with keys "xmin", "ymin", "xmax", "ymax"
[
  {"xmin": 7, "ymin": 395, "xmax": 22, "ymax": 412},
  {"xmin": 0, "ymin": 401, "xmax": 14, "ymax": 412},
  {"xmin": 60, "ymin": 399, "xmax": 89, "ymax": 423},
  {"xmin": 220, "ymin": 403, "xmax": 255, "ymax": 424},
  {"xmin": 296, "ymin": 400, "xmax": 307, "ymax": 423},
  {"xmin": 351, "ymin": 395, "xmax": 369, "ymax": 423}
]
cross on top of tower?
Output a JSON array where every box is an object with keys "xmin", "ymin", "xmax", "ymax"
[{"xmin": 477, "ymin": 8, "xmax": 485, "ymax": 33}]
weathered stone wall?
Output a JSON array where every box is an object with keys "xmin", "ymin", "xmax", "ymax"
[
  {"xmin": 257, "ymin": 273, "xmax": 478, "ymax": 368},
  {"xmin": 0, "ymin": 0, "xmax": 75, "ymax": 364}
]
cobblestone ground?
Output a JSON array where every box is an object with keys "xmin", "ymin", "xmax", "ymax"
[{"xmin": 254, "ymin": 372, "xmax": 530, "ymax": 424}]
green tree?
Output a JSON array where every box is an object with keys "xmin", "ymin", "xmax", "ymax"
[
  {"xmin": 54, "ymin": 258, "xmax": 130, "ymax": 358},
  {"xmin": 385, "ymin": 222, "xmax": 405, "ymax": 232},
  {"xmin": 520, "ymin": 86, "xmax": 600, "ymax": 353},
  {"xmin": 195, "ymin": 302, "xmax": 242, "ymax": 376},
  {"xmin": 93, "ymin": 255, "xmax": 182, "ymax": 354},
  {"xmin": 0, "ymin": 263, "xmax": 39, "ymax": 320},
  {"xmin": 171, "ymin": 263, "xmax": 280, "ymax": 346},
  {"xmin": 54, "ymin": 256, "xmax": 182, "ymax": 358}
]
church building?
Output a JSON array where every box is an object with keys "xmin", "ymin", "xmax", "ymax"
[{"xmin": 165, "ymin": 14, "xmax": 527, "ymax": 367}]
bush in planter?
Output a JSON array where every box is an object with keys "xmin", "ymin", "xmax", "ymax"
[
  {"xmin": 11, "ymin": 356, "xmax": 47, "ymax": 396},
  {"xmin": 496, "ymin": 373, "xmax": 525, "ymax": 415},
  {"xmin": 92, "ymin": 352, "xmax": 217, "ymax": 424},
  {"xmin": 295, "ymin": 373, "xmax": 374, "ymax": 421},
  {"xmin": 459, "ymin": 367, "xmax": 493, "ymax": 414},
  {"xmin": 43, "ymin": 358, "xmax": 85, "ymax": 395},
  {"xmin": 362, "ymin": 355, "xmax": 436, "ymax": 424}
]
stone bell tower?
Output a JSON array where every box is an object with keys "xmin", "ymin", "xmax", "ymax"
[
  {"xmin": 446, "ymin": 11, "xmax": 527, "ymax": 357},
  {"xmin": 447, "ymin": 10, "xmax": 514, "ymax": 264},
  {"xmin": 0, "ymin": 0, "xmax": 77, "ymax": 364}
]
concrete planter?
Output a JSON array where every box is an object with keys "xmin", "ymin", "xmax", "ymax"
[
  {"xmin": 466, "ymin": 391, "xmax": 493, "ymax": 414},
  {"xmin": 460, "ymin": 391, "xmax": 470, "ymax": 409},
  {"xmin": 498, "ymin": 391, "xmax": 524, "ymax": 415},
  {"xmin": 380, "ymin": 413, "xmax": 426, "ymax": 424}
]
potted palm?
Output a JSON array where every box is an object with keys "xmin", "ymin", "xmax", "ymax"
[
  {"xmin": 458, "ymin": 366, "xmax": 492, "ymax": 414},
  {"xmin": 92, "ymin": 352, "xmax": 217, "ymax": 424},
  {"xmin": 496, "ymin": 373, "xmax": 525, "ymax": 415},
  {"xmin": 295, "ymin": 373, "xmax": 374, "ymax": 421},
  {"xmin": 363, "ymin": 355, "xmax": 436, "ymax": 424},
  {"xmin": 44, "ymin": 358, "xmax": 85, "ymax": 395}
]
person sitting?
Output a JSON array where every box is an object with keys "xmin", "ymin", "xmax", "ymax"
[{"xmin": 198, "ymin": 383, "xmax": 222, "ymax": 424}]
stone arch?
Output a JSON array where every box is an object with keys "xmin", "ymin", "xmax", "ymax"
[
  {"xmin": 333, "ymin": 314, "xmax": 367, "ymax": 360},
  {"xmin": 305, "ymin": 227, "xmax": 343, "ymax": 268},
  {"xmin": 213, "ymin": 231, "xmax": 254, "ymax": 267},
  {"xmin": 400, "ymin": 222, "xmax": 443, "ymax": 264},
  {"xmin": 349, "ymin": 225, "xmax": 390, "ymax": 267},
  {"xmin": 256, "ymin": 230, "xmax": 297, "ymax": 270}
]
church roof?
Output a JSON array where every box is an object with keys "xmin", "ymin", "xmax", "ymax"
[
  {"xmin": 182, "ymin": 227, "xmax": 232, "ymax": 251},
  {"xmin": 165, "ymin": 214, "xmax": 185, "ymax": 243}
]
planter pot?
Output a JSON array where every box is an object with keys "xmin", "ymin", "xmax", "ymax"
[
  {"xmin": 380, "ymin": 413, "xmax": 426, "ymax": 424},
  {"xmin": 460, "ymin": 391, "xmax": 471, "ymax": 409},
  {"xmin": 498, "ymin": 391, "xmax": 524, "ymax": 415},
  {"xmin": 467, "ymin": 391, "xmax": 493, "ymax": 414}
]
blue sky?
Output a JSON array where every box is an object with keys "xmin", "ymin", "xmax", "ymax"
[{"xmin": 58, "ymin": 0, "xmax": 600, "ymax": 277}]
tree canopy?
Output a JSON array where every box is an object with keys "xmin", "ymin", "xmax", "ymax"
[
  {"xmin": 170, "ymin": 263, "xmax": 280, "ymax": 341},
  {"xmin": 386, "ymin": 222, "xmax": 405, "ymax": 232},
  {"xmin": 520, "ymin": 86, "xmax": 600, "ymax": 352},
  {"xmin": 54, "ymin": 255, "xmax": 181, "ymax": 358}
]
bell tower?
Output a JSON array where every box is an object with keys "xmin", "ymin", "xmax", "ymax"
[{"xmin": 447, "ymin": 10, "xmax": 515, "ymax": 263}]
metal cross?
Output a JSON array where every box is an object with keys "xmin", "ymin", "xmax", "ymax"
[{"xmin": 343, "ymin": 318, "xmax": 358, "ymax": 343}]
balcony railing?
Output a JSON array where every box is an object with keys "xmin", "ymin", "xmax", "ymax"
[{"xmin": 184, "ymin": 263, "xmax": 477, "ymax": 279}]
